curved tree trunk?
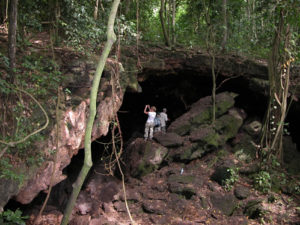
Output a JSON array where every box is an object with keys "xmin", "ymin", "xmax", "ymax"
[{"xmin": 60, "ymin": 0, "xmax": 120, "ymax": 224}]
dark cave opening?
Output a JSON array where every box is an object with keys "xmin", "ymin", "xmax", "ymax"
[
  {"xmin": 118, "ymin": 69, "xmax": 300, "ymax": 149},
  {"xmin": 118, "ymin": 70, "xmax": 269, "ymax": 142}
]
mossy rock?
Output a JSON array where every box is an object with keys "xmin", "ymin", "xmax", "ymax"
[
  {"xmin": 215, "ymin": 92, "xmax": 237, "ymax": 117},
  {"xmin": 168, "ymin": 183, "xmax": 196, "ymax": 199},
  {"xmin": 134, "ymin": 161, "xmax": 157, "ymax": 178},
  {"xmin": 191, "ymin": 108, "xmax": 211, "ymax": 126},
  {"xmin": 173, "ymin": 123, "xmax": 192, "ymax": 136},
  {"xmin": 233, "ymin": 134, "xmax": 257, "ymax": 160},
  {"xmin": 190, "ymin": 149, "xmax": 206, "ymax": 160},
  {"xmin": 190, "ymin": 125, "xmax": 220, "ymax": 149},
  {"xmin": 168, "ymin": 143, "xmax": 200, "ymax": 162},
  {"xmin": 215, "ymin": 110, "xmax": 243, "ymax": 143},
  {"xmin": 210, "ymin": 193, "xmax": 238, "ymax": 216},
  {"xmin": 125, "ymin": 139, "xmax": 168, "ymax": 178}
]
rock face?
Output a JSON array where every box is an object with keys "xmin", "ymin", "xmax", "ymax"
[{"xmin": 0, "ymin": 57, "xmax": 138, "ymax": 209}]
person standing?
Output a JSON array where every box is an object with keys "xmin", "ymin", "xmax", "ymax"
[
  {"xmin": 160, "ymin": 108, "xmax": 168, "ymax": 133},
  {"xmin": 144, "ymin": 105, "xmax": 156, "ymax": 140}
]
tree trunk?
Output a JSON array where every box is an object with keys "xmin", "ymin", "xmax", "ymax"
[
  {"xmin": 260, "ymin": 9, "xmax": 290, "ymax": 164},
  {"xmin": 60, "ymin": 0, "xmax": 120, "ymax": 224},
  {"xmin": 124, "ymin": 0, "xmax": 131, "ymax": 15},
  {"xmin": 211, "ymin": 54, "xmax": 216, "ymax": 124},
  {"xmin": 171, "ymin": 0, "xmax": 176, "ymax": 46},
  {"xmin": 8, "ymin": 0, "xmax": 18, "ymax": 83},
  {"xmin": 221, "ymin": 0, "xmax": 227, "ymax": 52},
  {"xmin": 94, "ymin": 0, "xmax": 99, "ymax": 20},
  {"xmin": 159, "ymin": 0, "xmax": 170, "ymax": 46}
]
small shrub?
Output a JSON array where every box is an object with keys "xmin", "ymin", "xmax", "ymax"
[
  {"xmin": 254, "ymin": 171, "xmax": 271, "ymax": 193},
  {"xmin": 0, "ymin": 209, "xmax": 28, "ymax": 225},
  {"xmin": 224, "ymin": 167, "xmax": 239, "ymax": 191}
]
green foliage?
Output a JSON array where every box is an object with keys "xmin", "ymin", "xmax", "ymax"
[
  {"xmin": 224, "ymin": 167, "xmax": 239, "ymax": 191},
  {"xmin": 0, "ymin": 209, "xmax": 28, "ymax": 225},
  {"xmin": 18, "ymin": 54, "xmax": 62, "ymax": 96},
  {"xmin": 254, "ymin": 171, "xmax": 272, "ymax": 193},
  {"xmin": 60, "ymin": 0, "xmax": 107, "ymax": 51}
]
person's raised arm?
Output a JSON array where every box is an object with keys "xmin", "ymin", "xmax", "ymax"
[{"xmin": 144, "ymin": 105, "xmax": 149, "ymax": 114}]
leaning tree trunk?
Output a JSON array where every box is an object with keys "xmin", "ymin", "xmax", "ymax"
[
  {"xmin": 159, "ymin": 0, "xmax": 170, "ymax": 46},
  {"xmin": 60, "ymin": 0, "xmax": 120, "ymax": 224},
  {"xmin": 8, "ymin": 0, "xmax": 18, "ymax": 83}
]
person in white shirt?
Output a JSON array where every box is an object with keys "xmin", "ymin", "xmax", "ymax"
[
  {"xmin": 144, "ymin": 105, "xmax": 156, "ymax": 140},
  {"xmin": 160, "ymin": 108, "xmax": 168, "ymax": 133}
]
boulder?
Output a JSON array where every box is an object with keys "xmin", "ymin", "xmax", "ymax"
[
  {"xmin": 243, "ymin": 200, "xmax": 265, "ymax": 219},
  {"xmin": 124, "ymin": 138, "xmax": 168, "ymax": 178},
  {"xmin": 232, "ymin": 133, "xmax": 257, "ymax": 160},
  {"xmin": 234, "ymin": 185, "xmax": 250, "ymax": 200},
  {"xmin": 167, "ymin": 174, "xmax": 199, "ymax": 199},
  {"xmin": 215, "ymin": 108, "xmax": 243, "ymax": 143},
  {"xmin": 243, "ymin": 120, "xmax": 262, "ymax": 137},
  {"xmin": 168, "ymin": 92, "xmax": 237, "ymax": 135},
  {"xmin": 189, "ymin": 125, "xmax": 219, "ymax": 149},
  {"xmin": 142, "ymin": 199, "xmax": 166, "ymax": 214},
  {"xmin": 210, "ymin": 193, "xmax": 238, "ymax": 216},
  {"xmin": 167, "ymin": 143, "xmax": 199, "ymax": 162},
  {"xmin": 153, "ymin": 132, "xmax": 184, "ymax": 147}
]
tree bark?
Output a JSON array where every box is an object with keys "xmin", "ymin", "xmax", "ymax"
[
  {"xmin": 260, "ymin": 9, "xmax": 290, "ymax": 164},
  {"xmin": 60, "ymin": 0, "xmax": 120, "ymax": 224},
  {"xmin": 8, "ymin": 0, "xmax": 18, "ymax": 83},
  {"xmin": 159, "ymin": 0, "xmax": 170, "ymax": 46},
  {"xmin": 211, "ymin": 54, "xmax": 216, "ymax": 124},
  {"xmin": 94, "ymin": 0, "xmax": 99, "ymax": 20},
  {"xmin": 221, "ymin": 0, "xmax": 227, "ymax": 52},
  {"xmin": 171, "ymin": 0, "xmax": 176, "ymax": 46}
]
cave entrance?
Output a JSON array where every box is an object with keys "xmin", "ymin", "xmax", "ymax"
[{"xmin": 117, "ymin": 69, "xmax": 268, "ymax": 142}]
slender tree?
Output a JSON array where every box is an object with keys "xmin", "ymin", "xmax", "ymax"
[
  {"xmin": 159, "ymin": 0, "xmax": 171, "ymax": 46},
  {"xmin": 171, "ymin": 0, "xmax": 176, "ymax": 46},
  {"xmin": 94, "ymin": 0, "xmax": 99, "ymax": 20},
  {"xmin": 61, "ymin": 0, "xmax": 120, "ymax": 224},
  {"xmin": 260, "ymin": 7, "xmax": 294, "ymax": 164},
  {"xmin": 221, "ymin": 0, "xmax": 228, "ymax": 52},
  {"xmin": 8, "ymin": 0, "xmax": 18, "ymax": 83}
]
